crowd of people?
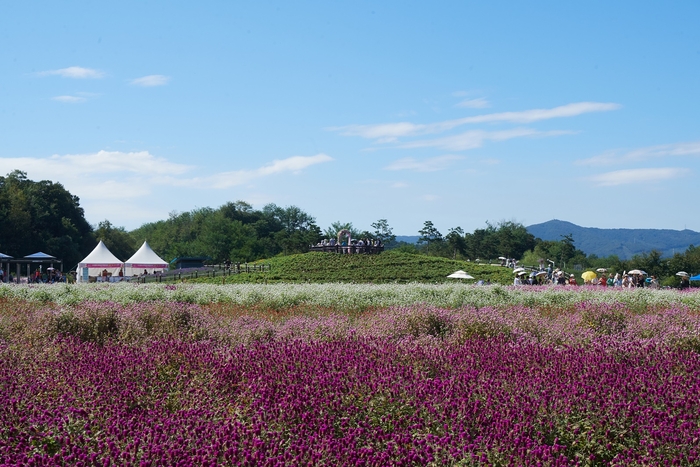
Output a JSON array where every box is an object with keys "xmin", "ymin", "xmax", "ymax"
[
  {"xmin": 511, "ymin": 263, "xmax": 669, "ymax": 288},
  {"xmin": 28, "ymin": 268, "xmax": 66, "ymax": 283},
  {"xmin": 311, "ymin": 238, "xmax": 384, "ymax": 254}
]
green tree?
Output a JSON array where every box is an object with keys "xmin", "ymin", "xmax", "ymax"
[
  {"xmin": 418, "ymin": 221, "xmax": 444, "ymax": 256},
  {"xmin": 446, "ymin": 227, "xmax": 466, "ymax": 259},
  {"xmin": 371, "ymin": 219, "xmax": 396, "ymax": 247},
  {"xmin": 264, "ymin": 204, "xmax": 321, "ymax": 254},
  {"xmin": 323, "ymin": 221, "xmax": 362, "ymax": 241},
  {"xmin": 0, "ymin": 171, "xmax": 94, "ymax": 268}
]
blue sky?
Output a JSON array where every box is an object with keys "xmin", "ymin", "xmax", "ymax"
[{"xmin": 2, "ymin": 1, "xmax": 699, "ymax": 235}]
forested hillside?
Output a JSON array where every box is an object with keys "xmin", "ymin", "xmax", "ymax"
[
  {"xmin": 527, "ymin": 219, "xmax": 700, "ymax": 259},
  {"xmin": 0, "ymin": 171, "xmax": 94, "ymax": 267},
  {"xmin": 128, "ymin": 202, "xmax": 321, "ymax": 263}
]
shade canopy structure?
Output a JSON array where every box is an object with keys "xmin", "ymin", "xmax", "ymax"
[
  {"xmin": 0, "ymin": 253, "xmax": 13, "ymax": 259},
  {"xmin": 77, "ymin": 241, "xmax": 124, "ymax": 282},
  {"xmin": 125, "ymin": 241, "xmax": 168, "ymax": 276},
  {"xmin": 24, "ymin": 252, "xmax": 57, "ymax": 261},
  {"xmin": 690, "ymin": 274, "xmax": 700, "ymax": 281},
  {"xmin": 447, "ymin": 270, "xmax": 474, "ymax": 279}
]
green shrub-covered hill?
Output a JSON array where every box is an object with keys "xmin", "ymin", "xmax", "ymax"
[{"xmin": 190, "ymin": 250, "xmax": 514, "ymax": 284}]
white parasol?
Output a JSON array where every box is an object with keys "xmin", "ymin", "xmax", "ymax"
[{"xmin": 447, "ymin": 270, "xmax": 474, "ymax": 279}]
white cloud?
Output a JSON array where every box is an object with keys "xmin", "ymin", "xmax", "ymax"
[
  {"xmin": 330, "ymin": 102, "xmax": 620, "ymax": 141},
  {"xmin": 38, "ymin": 66, "xmax": 104, "ymax": 79},
  {"xmin": 384, "ymin": 155, "xmax": 464, "ymax": 172},
  {"xmin": 0, "ymin": 151, "xmax": 332, "ymax": 228},
  {"xmin": 577, "ymin": 141, "xmax": 700, "ymax": 166},
  {"xmin": 52, "ymin": 95, "xmax": 86, "ymax": 103},
  {"xmin": 0, "ymin": 151, "xmax": 331, "ymax": 191},
  {"xmin": 189, "ymin": 154, "xmax": 333, "ymax": 189},
  {"xmin": 421, "ymin": 194, "xmax": 440, "ymax": 201},
  {"xmin": 390, "ymin": 182, "xmax": 408, "ymax": 188},
  {"xmin": 130, "ymin": 75, "xmax": 171, "ymax": 87},
  {"xmin": 399, "ymin": 128, "xmax": 573, "ymax": 152},
  {"xmin": 456, "ymin": 97, "xmax": 490, "ymax": 109},
  {"xmin": 589, "ymin": 167, "xmax": 690, "ymax": 186}
]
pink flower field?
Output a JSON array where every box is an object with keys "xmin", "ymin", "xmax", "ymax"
[{"xmin": 1, "ymin": 287, "xmax": 700, "ymax": 466}]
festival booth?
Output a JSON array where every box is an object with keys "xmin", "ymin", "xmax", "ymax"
[
  {"xmin": 77, "ymin": 241, "xmax": 124, "ymax": 283},
  {"xmin": 124, "ymin": 241, "xmax": 169, "ymax": 276}
]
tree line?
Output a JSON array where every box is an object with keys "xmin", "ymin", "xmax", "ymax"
[{"xmin": 1, "ymin": 171, "xmax": 699, "ymax": 283}]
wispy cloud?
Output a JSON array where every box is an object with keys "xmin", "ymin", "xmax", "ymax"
[
  {"xmin": 577, "ymin": 141, "xmax": 700, "ymax": 166},
  {"xmin": 52, "ymin": 95, "xmax": 87, "ymax": 103},
  {"xmin": 589, "ymin": 167, "xmax": 690, "ymax": 186},
  {"xmin": 399, "ymin": 128, "xmax": 573, "ymax": 152},
  {"xmin": 187, "ymin": 154, "xmax": 333, "ymax": 189},
  {"xmin": 330, "ymin": 102, "xmax": 620, "ymax": 142},
  {"xmin": 0, "ymin": 151, "xmax": 190, "ymax": 200},
  {"xmin": 384, "ymin": 155, "xmax": 464, "ymax": 172},
  {"xmin": 455, "ymin": 97, "xmax": 490, "ymax": 109},
  {"xmin": 0, "ymin": 150, "xmax": 333, "ymax": 203},
  {"xmin": 38, "ymin": 66, "xmax": 104, "ymax": 79},
  {"xmin": 130, "ymin": 75, "xmax": 171, "ymax": 87}
]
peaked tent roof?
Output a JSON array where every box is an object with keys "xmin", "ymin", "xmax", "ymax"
[
  {"xmin": 24, "ymin": 251, "xmax": 56, "ymax": 260},
  {"xmin": 125, "ymin": 241, "xmax": 168, "ymax": 268},
  {"xmin": 0, "ymin": 253, "xmax": 13, "ymax": 259},
  {"xmin": 78, "ymin": 241, "xmax": 123, "ymax": 268}
]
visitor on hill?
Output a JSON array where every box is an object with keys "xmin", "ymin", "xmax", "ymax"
[
  {"xmin": 569, "ymin": 274, "xmax": 577, "ymax": 286},
  {"xmin": 680, "ymin": 276, "xmax": 690, "ymax": 289},
  {"xmin": 599, "ymin": 275, "xmax": 607, "ymax": 287}
]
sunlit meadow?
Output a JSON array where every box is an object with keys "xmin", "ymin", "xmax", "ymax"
[{"xmin": 1, "ymin": 283, "xmax": 700, "ymax": 465}]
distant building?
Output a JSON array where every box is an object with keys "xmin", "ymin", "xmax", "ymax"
[{"xmin": 170, "ymin": 256, "xmax": 211, "ymax": 269}]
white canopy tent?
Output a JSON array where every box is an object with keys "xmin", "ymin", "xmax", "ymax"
[
  {"xmin": 78, "ymin": 241, "xmax": 124, "ymax": 283},
  {"xmin": 125, "ymin": 241, "xmax": 168, "ymax": 276}
]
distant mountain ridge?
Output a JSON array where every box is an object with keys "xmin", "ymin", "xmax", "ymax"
[{"xmin": 527, "ymin": 220, "xmax": 700, "ymax": 259}]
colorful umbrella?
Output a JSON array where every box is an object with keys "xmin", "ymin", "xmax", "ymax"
[{"xmin": 581, "ymin": 271, "xmax": 597, "ymax": 281}]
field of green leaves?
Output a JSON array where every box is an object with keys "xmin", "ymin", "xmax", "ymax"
[
  {"xmin": 2, "ymin": 283, "xmax": 700, "ymax": 465},
  {"xmin": 188, "ymin": 251, "xmax": 516, "ymax": 285}
]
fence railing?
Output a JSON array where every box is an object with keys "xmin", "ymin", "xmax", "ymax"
[{"xmin": 135, "ymin": 263, "xmax": 270, "ymax": 284}]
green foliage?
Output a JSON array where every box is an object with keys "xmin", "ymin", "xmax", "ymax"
[
  {"xmin": 463, "ymin": 220, "xmax": 537, "ymax": 261},
  {"xmin": 371, "ymin": 219, "xmax": 396, "ymax": 247},
  {"xmin": 190, "ymin": 250, "xmax": 514, "ymax": 284},
  {"xmin": 131, "ymin": 202, "xmax": 321, "ymax": 263},
  {"xmin": 323, "ymin": 221, "xmax": 362, "ymax": 240},
  {"xmin": 0, "ymin": 171, "xmax": 94, "ymax": 267}
]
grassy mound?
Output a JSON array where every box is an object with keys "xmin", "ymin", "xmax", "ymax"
[{"xmin": 190, "ymin": 250, "xmax": 514, "ymax": 284}]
